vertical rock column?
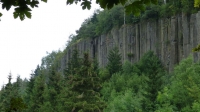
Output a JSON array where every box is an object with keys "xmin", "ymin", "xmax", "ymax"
[
  {"xmin": 139, "ymin": 21, "xmax": 147, "ymax": 58},
  {"xmin": 169, "ymin": 16, "xmax": 178, "ymax": 72},
  {"xmin": 146, "ymin": 22, "xmax": 151, "ymax": 52},
  {"xmin": 122, "ymin": 26, "xmax": 127, "ymax": 62},
  {"xmin": 182, "ymin": 13, "xmax": 191, "ymax": 58},
  {"xmin": 190, "ymin": 14, "xmax": 198, "ymax": 62},
  {"xmin": 193, "ymin": 11, "xmax": 200, "ymax": 62},
  {"xmin": 154, "ymin": 19, "xmax": 161, "ymax": 59},
  {"xmin": 125, "ymin": 25, "xmax": 135, "ymax": 63},
  {"xmin": 136, "ymin": 24, "xmax": 140, "ymax": 61},
  {"xmin": 160, "ymin": 18, "xmax": 170, "ymax": 70},
  {"xmin": 177, "ymin": 14, "xmax": 183, "ymax": 63}
]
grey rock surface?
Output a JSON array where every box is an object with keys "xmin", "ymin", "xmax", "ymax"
[{"xmin": 61, "ymin": 12, "xmax": 200, "ymax": 73}]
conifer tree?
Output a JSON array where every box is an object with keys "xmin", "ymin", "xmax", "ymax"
[
  {"xmin": 44, "ymin": 66, "xmax": 64, "ymax": 111},
  {"xmin": 0, "ymin": 85, "xmax": 5, "ymax": 111},
  {"xmin": 0, "ymin": 73, "xmax": 13, "ymax": 111},
  {"xmin": 65, "ymin": 49, "xmax": 81, "ymax": 76},
  {"xmin": 107, "ymin": 47, "xmax": 122, "ymax": 76},
  {"xmin": 25, "ymin": 66, "xmax": 40, "ymax": 111},
  {"xmin": 28, "ymin": 71, "xmax": 47, "ymax": 112},
  {"xmin": 12, "ymin": 76, "xmax": 22, "ymax": 96},
  {"xmin": 24, "ymin": 74, "xmax": 35, "ymax": 111},
  {"xmin": 0, "ymin": 73, "xmax": 27, "ymax": 112},
  {"xmin": 65, "ymin": 53, "xmax": 105, "ymax": 112},
  {"xmin": 11, "ymin": 76, "xmax": 27, "ymax": 111},
  {"xmin": 137, "ymin": 51, "xmax": 165, "ymax": 112}
]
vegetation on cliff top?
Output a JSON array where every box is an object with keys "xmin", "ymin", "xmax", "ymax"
[
  {"xmin": 1, "ymin": 0, "xmax": 200, "ymax": 51},
  {"xmin": 66, "ymin": 0, "xmax": 200, "ymax": 47}
]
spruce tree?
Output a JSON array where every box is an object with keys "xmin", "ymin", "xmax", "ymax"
[
  {"xmin": 11, "ymin": 76, "xmax": 27, "ymax": 111},
  {"xmin": 25, "ymin": 66, "xmax": 40, "ymax": 112},
  {"xmin": 137, "ymin": 51, "xmax": 165, "ymax": 112},
  {"xmin": 0, "ymin": 73, "xmax": 26, "ymax": 112},
  {"xmin": 0, "ymin": 85, "xmax": 5, "ymax": 111},
  {"xmin": 28, "ymin": 71, "xmax": 47, "ymax": 112},
  {"xmin": 12, "ymin": 76, "xmax": 22, "ymax": 96},
  {"xmin": 65, "ymin": 49, "xmax": 81, "ymax": 76},
  {"xmin": 0, "ymin": 73, "xmax": 13, "ymax": 111},
  {"xmin": 107, "ymin": 47, "xmax": 122, "ymax": 76},
  {"xmin": 44, "ymin": 66, "xmax": 64, "ymax": 111},
  {"xmin": 65, "ymin": 53, "xmax": 105, "ymax": 112}
]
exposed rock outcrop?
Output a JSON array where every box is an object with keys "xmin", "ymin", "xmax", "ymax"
[{"xmin": 61, "ymin": 11, "xmax": 200, "ymax": 72}]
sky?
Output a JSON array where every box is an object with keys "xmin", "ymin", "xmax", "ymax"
[{"xmin": 0, "ymin": 0, "xmax": 100, "ymax": 87}]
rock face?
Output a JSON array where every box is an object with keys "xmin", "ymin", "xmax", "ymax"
[{"xmin": 61, "ymin": 12, "xmax": 200, "ymax": 72}]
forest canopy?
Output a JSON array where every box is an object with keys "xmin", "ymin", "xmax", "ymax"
[{"xmin": 1, "ymin": 49, "xmax": 200, "ymax": 111}]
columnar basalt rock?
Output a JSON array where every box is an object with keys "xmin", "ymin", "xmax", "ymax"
[{"xmin": 61, "ymin": 11, "xmax": 200, "ymax": 73}]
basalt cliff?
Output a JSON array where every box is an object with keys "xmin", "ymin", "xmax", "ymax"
[{"xmin": 61, "ymin": 12, "xmax": 200, "ymax": 72}]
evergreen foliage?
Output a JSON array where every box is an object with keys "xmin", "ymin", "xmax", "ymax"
[
  {"xmin": 106, "ymin": 47, "xmax": 122, "ymax": 76},
  {"xmin": 101, "ymin": 64, "xmax": 146, "ymax": 112},
  {"xmin": 64, "ymin": 53, "xmax": 105, "ymax": 112},
  {"xmin": 1, "ymin": 48, "xmax": 200, "ymax": 112},
  {"xmin": 46, "ymin": 66, "xmax": 64, "ymax": 111},
  {"xmin": 28, "ymin": 71, "xmax": 47, "ymax": 112},
  {"xmin": 101, "ymin": 51, "xmax": 166, "ymax": 112},
  {"xmin": 137, "ymin": 51, "xmax": 165, "ymax": 111},
  {"xmin": 66, "ymin": 1, "xmax": 200, "ymax": 47},
  {"xmin": 1, "ymin": 0, "xmax": 200, "ymax": 110},
  {"xmin": 24, "ymin": 73, "xmax": 35, "ymax": 111},
  {"xmin": 65, "ymin": 49, "xmax": 82, "ymax": 76},
  {"xmin": 0, "ymin": 74, "xmax": 13, "ymax": 111},
  {"xmin": 99, "ymin": 68, "xmax": 110, "ymax": 82},
  {"xmin": 0, "ymin": 73, "xmax": 27, "ymax": 112}
]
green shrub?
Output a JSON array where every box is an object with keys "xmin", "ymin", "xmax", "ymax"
[
  {"xmin": 141, "ymin": 5, "xmax": 160, "ymax": 20},
  {"xmin": 156, "ymin": 56, "xmax": 200, "ymax": 111}
]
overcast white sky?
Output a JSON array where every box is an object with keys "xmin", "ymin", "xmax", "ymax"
[{"xmin": 0, "ymin": 0, "xmax": 100, "ymax": 87}]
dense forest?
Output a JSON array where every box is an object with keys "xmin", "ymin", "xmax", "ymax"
[
  {"xmin": 1, "ymin": 49, "xmax": 200, "ymax": 112},
  {"xmin": 1, "ymin": 0, "xmax": 200, "ymax": 111}
]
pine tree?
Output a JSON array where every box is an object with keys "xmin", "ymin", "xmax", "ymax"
[
  {"xmin": 107, "ymin": 47, "xmax": 122, "ymax": 76},
  {"xmin": 65, "ymin": 53, "xmax": 105, "ymax": 112}
]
